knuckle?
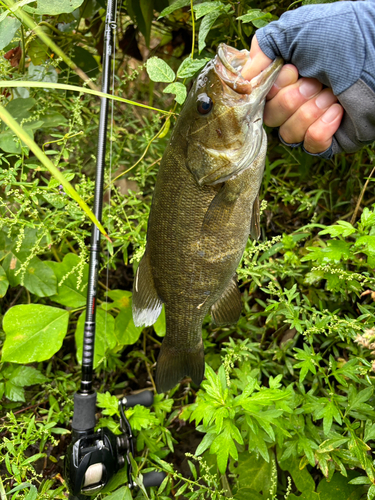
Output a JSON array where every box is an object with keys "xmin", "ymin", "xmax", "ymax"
[
  {"xmin": 278, "ymin": 91, "xmax": 298, "ymax": 114},
  {"xmin": 305, "ymin": 127, "xmax": 326, "ymax": 145}
]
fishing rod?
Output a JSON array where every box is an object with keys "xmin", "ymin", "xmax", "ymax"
[{"xmin": 63, "ymin": 1, "xmax": 165, "ymax": 496}]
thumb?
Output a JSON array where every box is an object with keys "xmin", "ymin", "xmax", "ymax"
[{"xmin": 241, "ymin": 35, "xmax": 272, "ymax": 81}]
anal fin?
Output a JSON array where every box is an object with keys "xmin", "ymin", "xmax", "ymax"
[
  {"xmin": 211, "ymin": 274, "xmax": 242, "ymax": 325},
  {"xmin": 132, "ymin": 249, "xmax": 162, "ymax": 327}
]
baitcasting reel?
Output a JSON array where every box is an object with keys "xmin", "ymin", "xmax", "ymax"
[{"xmin": 64, "ymin": 390, "xmax": 166, "ymax": 498}]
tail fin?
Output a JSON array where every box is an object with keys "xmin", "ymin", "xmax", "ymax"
[{"xmin": 155, "ymin": 342, "xmax": 205, "ymax": 393}]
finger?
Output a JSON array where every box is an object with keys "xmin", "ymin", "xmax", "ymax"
[
  {"xmin": 279, "ymin": 88, "xmax": 338, "ymax": 144},
  {"xmin": 241, "ymin": 36, "xmax": 272, "ymax": 81},
  {"xmin": 303, "ymin": 103, "xmax": 344, "ymax": 154},
  {"xmin": 264, "ymin": 78, "xmax": 323, "ymax": 128},
  {"xmin": 267, "ymin": 64, "xmax": 299, "ymax": 100}
]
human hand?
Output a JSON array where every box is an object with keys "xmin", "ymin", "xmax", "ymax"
[{"xmin": 242, "ymin": 36, "xmax": 344, "ymax": 155}]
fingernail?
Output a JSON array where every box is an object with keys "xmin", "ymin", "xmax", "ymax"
[
  {"xmin": 321, "ymin": 105, "xmax": 341, "ymax": 124},
  {"xmin": 315, "ymin": 91, "xmax": 336, "ymax": 109},
  {"xmin": 274, "ymin": 68, "xmax": 295, "ymax": 89},
  {"xmin": 299, "ymin": 80, "xmax": 320, "ymax": 98}
]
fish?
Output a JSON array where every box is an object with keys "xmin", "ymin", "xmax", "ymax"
[{"xmin": 132, "ymin": 44, "xmax": 283, "ymax": 393}]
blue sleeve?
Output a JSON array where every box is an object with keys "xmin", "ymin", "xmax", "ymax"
[{"xmin": 256, "ymin": 1, "xmax": 375, "ymax": 95}]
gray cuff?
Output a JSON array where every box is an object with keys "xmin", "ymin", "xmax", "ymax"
[
  {"xmin": 279, "ymin": 130, "xmax": 334, "ymax": 159},
  {"xmin": 278, "ymin": 130, "xmax": 302, "ymax": 148},
  {"xmin": 302, "ymin": 144, "xmax": 334, "ymax": 160}
]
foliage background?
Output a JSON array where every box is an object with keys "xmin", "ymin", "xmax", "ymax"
[{"xmin": 0, "ymin": 0, "xmax": 375, "ymax": 499}]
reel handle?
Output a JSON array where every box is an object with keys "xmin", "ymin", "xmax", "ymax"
[{"xmin": 122, "ymin": 391, "xmax": 154, "ymax": 408}]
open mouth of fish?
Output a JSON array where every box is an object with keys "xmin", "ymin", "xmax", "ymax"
[{"xmin": 214, "ymin": 43, "xmax": 283, "ymax": 96}]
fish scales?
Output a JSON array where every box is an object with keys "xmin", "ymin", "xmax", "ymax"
[{"xmin": 132, "ymin": 44, "xmax": 283, "ymax": 393}]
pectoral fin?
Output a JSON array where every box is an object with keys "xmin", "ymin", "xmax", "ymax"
[
  {"xmin": 211, "ymin": 274, "xmax": 242, "ymax": 325},
  {"xmin": 250, "ymin": 194, "xmax": 261, "ymax": 240},
  {"xmin": 201, "ymin": 176, "xmax": 244, "ymax": 233},
  {"xmin": 132, "ymin": 249, "xmax": 162, "ymax": 327}
]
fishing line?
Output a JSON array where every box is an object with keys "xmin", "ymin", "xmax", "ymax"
[{"xmin": 104, "ymin": 0, "xmax": 119, "ymax": 345}]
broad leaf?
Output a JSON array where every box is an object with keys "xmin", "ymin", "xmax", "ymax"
[
  {"xmin": 29, "ymin": 0, "xmax": 85, "ymax": 14},
  {"xmin": 153, "ymin": 305, "xmax": 166, "ymax": 337},
  {"xmin": 229, "ymin": 451, "xmax": 273, "ymax": 494},
  {"xmin": 159, "ymin": 0, "xmax": 190, "ymax": 18},
  {"xmin": 177, "ymin": 57, "xmax": 210, "ymax": 78},
  {"xmin": 0, "ymin": 265, "xmax": 9, "ymax": 298},
  {"xmin": 163, "ymin": 82, "xmax": 187, "ymax": 104},
  {"xmin": 114, "ymin": 306, "xmax": 143, "ymax": 346},
  {"xmin": 2, "ymin": 305, "xmax": 69, "ymax": 363},
  {"xmin": 0, "ymin": 17, "xmax": 21, "ymax": 50},
  {"xmin": 198, "ymin": 8, "xmax": 229, "ymax": 53},
  {"xmin": 147, "ymin": 57, "xmax": 175, "ymax": 83},
  {"xmin": 47, "ymin": 253, "xmax": 88, "ymax": 308},
  {"xmin": 317, "ymin": 471, "xmax": 365, "ymax": 500}
]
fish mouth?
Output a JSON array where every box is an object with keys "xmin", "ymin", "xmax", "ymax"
[{"xmin": 214, "ymin": 43, "xmax": 283, "ymax": 97}]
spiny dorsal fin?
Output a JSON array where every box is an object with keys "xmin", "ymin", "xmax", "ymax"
[
  {"xmin": 132, "ymin": 249, "xmax": 162, "ymax": 327},
  {"xmin": 250, "ymin": 194, "xmax": 261, "ymax": 240},
  {"xmin": 211, "ymin": 274, "xmax": 242, "ymax": 326}
]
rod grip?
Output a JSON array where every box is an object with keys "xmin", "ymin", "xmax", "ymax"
[
  {"xmin": 72, "ymin": 391, "xmax": 97, "ymax": 432},
  {"xmin": 143, "ymin": 471, "xmax": 167, "ymax": 488},
  {"xmin": 123, "ymin": 391, "xmax": 154, "ymax": 408}
]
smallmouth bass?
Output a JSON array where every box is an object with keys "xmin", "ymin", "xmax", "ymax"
[{"xmin": 133, "ymin": 44, "xmax": 283, "ymax": 393}]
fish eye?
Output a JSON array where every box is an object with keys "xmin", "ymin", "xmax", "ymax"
[{"xmin": 197, "ymin": 94, "xmax": 213, "ymax": 115}]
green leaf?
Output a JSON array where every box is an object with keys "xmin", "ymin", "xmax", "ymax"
[
  {"xmin": 0, "ymin": 265, "xmax": 9, "ymax": 298},
  {"xmin": 103, "ymin": 486, "xmax": 133, "ymax": 500},
  {"xmin": 198, "ymin": 9, "xmax": 227, "ymax": 53},
  {"xmin": 177, "ymin": 57, "xmax": 210, "ymax": 78},
  {"xmin": 210, "ymin": 423, "xmax": 239, "ymax": 473},
  {"xmin": 348, "ymin": 476, "xmax": 372, "ymax": 485},
  {"xmin": 159, "ymin": 0, "xmax": 190, "ymax": 18},
  {"xmin": 194, "ymin": 1, "xmax": 224, "ymax": 19},
  {"xmin": 147, "ymin": 57, "xmax": 175, "ymax": 83},
  {"xmin": 114, "ymin": 306, "xmax": 143, "ymax": 346},
  {"xmin": 229, "ymin": 451, "xmax": 273, "ymax": 494},
  {"xmin": 9, "ymin": 366, "xmax": 48, "ymax": 386},
  {"xmin": 23, "ymin": 258, "xmax": 57, "ymax": 297},
  {"xmin": 2, "ymin": 305, "xmax": 69, "ymax": 363},
  {"xmin": 126, "ymin": 405, "xmax": 158, "ymax": 431},
  {"xmin": 279, "ymin": 457, "xmax": 315, "ymax": 492},
  {"xmin": 237, "ymin": 9, "xmax": 263, "ymax": 22},
  {"xmin": 75, "ymin": 309, "xmax": 116, "ymax": 368},
  {"xmin": 5, "ymin": 381, "xmax": 25, "ymax": 402},
  {"xmin": 195, "ymin": 432, "xmax": 215, "ymax": 456},
  {"xmin": 28, "ymin": 35, "xmax": 49, "ymax": 66},
  {"xmin": 0, "ymin": 17, "xmax": 21, "ymax": 50},
  {"xmin": 97, "ymin": 391, "xmax": 120, "ymax": 417},
  {"xmin": 30, "ymin": 0, "xmax": 85, "ymax": 14},
  {"xmin": 319, "ymin": 220, "xmax": 356, "ymax": 238},
  {"xmin": 106, "ymin": 289, "xmax": 132, "ymax": 309},
  {"xmin": 47, "ymin": 253, "xmax": 88, "ymax": 308},
  {"xmin": 163, "ymin": 82, "xmax": 187, "ymax": 104},
  {"xmin": 154, "ymin": 305, "xmax": 166, "ymax": 337},
  {"xmin": 318, "ymin": 471, "xmax": 366, "ymax": 499}
]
